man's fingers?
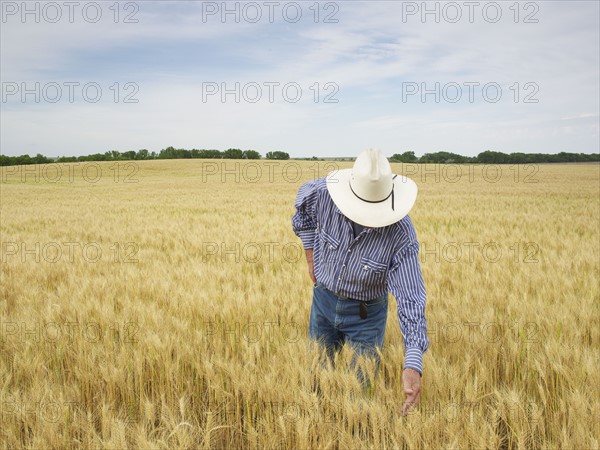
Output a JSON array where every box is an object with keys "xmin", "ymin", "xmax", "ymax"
[
  {"xmin": 401, "ymin": 402, "xmax": 408, "ymax": 416},
  {"xmin": 402, "ymin": 388, "xmax": 416, "ymax": 414},
  {"xmin": 401, "ymin": 393, "xmax": 420, "ymax": 416},
  {"xmin": 401, "ymin": 369, "xmax": 422, "ymax": 417},
  {"xmin": 405, "ymin": 390, "xmax": 417, "ymax": 403},
  {"xmin": 403, "ymin": 379, "xmax": 416, "ymax": 395},
  {"xmin": 308, "ymin": 260, "xmax": 316, "ymax": 283},
  {"xmin": 401, "ymin": 399, "xmax": 416, "ymax": 416},
  {"xmin": 401, "ymin": 386, "xmax": 420, "ymax": 415}
]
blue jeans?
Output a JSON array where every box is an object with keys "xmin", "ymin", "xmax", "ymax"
[{"xmin": 308, "ymin": 281, "xmax": 388, "ymax": 389}]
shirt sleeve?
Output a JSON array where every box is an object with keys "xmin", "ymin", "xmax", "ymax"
[
  {"xmin": 291, "ymin": 178, "xmax": 321, "ymax": 250},
  {"xmin": 388, "ymin": 230, "xmax": 429, "ymax": 375}
]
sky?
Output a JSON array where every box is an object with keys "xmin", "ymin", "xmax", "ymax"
[{"xmin": 1, "ymin": 0, "xmax": 599, "ymax": 158}]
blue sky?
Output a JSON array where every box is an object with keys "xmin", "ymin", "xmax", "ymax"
[{"xmin": 1, "ymin": 1, "xmax": 599, "ymax": 158}]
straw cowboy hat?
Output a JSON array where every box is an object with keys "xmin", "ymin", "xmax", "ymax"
[{"xmin": 326, "ymin": 148, "xmax": 418, "ymax": 228}]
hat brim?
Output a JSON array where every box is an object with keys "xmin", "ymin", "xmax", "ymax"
[{"xmin": 325, "ymin": 169, "xmax": 418, "ymax": 227}]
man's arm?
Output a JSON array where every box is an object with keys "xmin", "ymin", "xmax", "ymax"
[
  {"xmin": 388, "ymin": 228, "xmax": 429, "ymax": 415},
  {"xmin": 292, "ymin": 179, "xmax": 321, "ymax": 282},
  {"xmin": 389, "ymin": 239, "xmax": 429, "ymax": 374},
  {"xmin": 305, "ymin": 249, "xmax": 316, "ymax": 284}
]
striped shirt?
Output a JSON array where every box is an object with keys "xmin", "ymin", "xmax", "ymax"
[{"xmin": 292, "ymin": 177, "xmax": 429, "ymax": 374}]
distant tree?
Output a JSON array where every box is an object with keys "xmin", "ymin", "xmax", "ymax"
[
  {"xmin": 119, "ymin": 150, "xmax": 135, "ymax": 160},
  {"xmin": 136, "ymin": 149, "xmax": 149, "ymax": 160},
  {"xmin": 223, "ymin": 148, "xmax": 244, "ymax": 159},
  {"xmin": 32, "ymin": 153, "xmax": 50, "ymax": 164},
  {"xmin": 476, "ymin": 151, "xmax": 510, "ymax": 164},
  {"xmin": 79, "ymin": 153, "xmax": 107, "ymax": 161},
  {"xmin": 56, "ymin": 156, "xmax": 78, "ymax": 163},
  {"xmin": 508, "ymin": 152, "xmax": 527, "ymax": 164},
  {"xmin": 420, "ymin": 151, "xmax": 469, "ymax": 163},
  {"xmin": 266, "ymin": 151, "xmax": 289, "ymax": 160},
  {"xmin": 158, "ymin": 146, "xmax": 176, "ymax": 159},
  {"xmin": 390, "ymin": 151, "xmax": 418, "ymax": 163},
  {"xmin": 585, "ymin": 152, "xmax": 600, "ymax": 162},
  {"xmin": 18, "ymin": 155, "xmax": 33, "ymax": 165},
  {"xmin": 105, "ymin": 150, "xmax": 122, "ymax": 160},
  {"xmin": 204, "ymin": 149, "xmax": 222, "ymax": 158},
  {"xmin": 191, "ymin": 149, "xmax": 221, "ymax": 159},
  {"xmin": 242, "ymin": 150, "xmax": 261, "ymax": 159}
]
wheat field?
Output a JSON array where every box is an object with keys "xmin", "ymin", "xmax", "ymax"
[{"xmin": 0, "ymin": 160, "xmax": 598, "ymax": 449}]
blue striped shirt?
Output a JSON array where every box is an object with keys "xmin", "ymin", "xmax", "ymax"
[{"xmin": 292, "ymin": 177, "xmax": 429, "ymax": 374}]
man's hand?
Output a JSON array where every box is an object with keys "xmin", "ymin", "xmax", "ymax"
[
  {"xmin": 401, "ymin": 368, "xmax": 422, "ymax": 416},
  {"xmin": 305, "ymin": 249, "xmax": 316, "ymax": 284}
]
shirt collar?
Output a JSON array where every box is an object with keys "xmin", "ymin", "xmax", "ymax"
[{"xmin": 335, "ymin": 207, "xmax": 384, "ymax": 233}]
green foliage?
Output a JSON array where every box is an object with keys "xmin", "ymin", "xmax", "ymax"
[
  {"xmin": 136, "ymin": 149, "xmax": 149, "ymax": 160},
  {"xmin": 0, "ymin": 153, "xmax": 52, "ymax": 166},
  {"xmin": 223, "ymin": 148, "xmax": 243, "ymax": 159},
  {"xmin": 158, "ymin": 147, "xmax": 192, "ymax": 159},
  {"xmin": 390, "ymin": 151, "xmax": 418, "ymax": 163},
  {"xmin": 265, "ymin": 151, "xmax": 290, "ymax": 160},
  {"xmin": 420, "ymin": 152, "xmax": 475, "ymax": 163},
  {"xmin": 476, "ymin": 150, "xmax": 511, "ymax": 164},
  {"xmin": 191, "ymin": 149, "xmax": 222, "ymax": 159},
  {"xmin": 242, "ymin": 150, "xmax": 261, "ymax": 159},
  {"xmin": 1, "ymin": 148, "xmax": 598, "ymax": 166}
]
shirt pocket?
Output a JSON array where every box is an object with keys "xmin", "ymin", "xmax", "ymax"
[
  {"xmin": 359, "ymin": 256, "xmax": 388, "ymax": 286},
  {"xmin": 319, "ymin": 229, "xmax": 340, "ymax": 264}
]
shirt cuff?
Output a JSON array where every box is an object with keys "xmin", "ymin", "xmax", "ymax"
[
  {"xmin": 296, "ymin": 230, "xmax": 316, "ymax": 250},
  {"xmin": 404, "ymin": 347, "xmax": 423, "ymax": 376}
]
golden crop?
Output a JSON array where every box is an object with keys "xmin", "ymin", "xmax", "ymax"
[{"xmin": 1, "ymin": 160, "xmax": 598, "ymax": 449}]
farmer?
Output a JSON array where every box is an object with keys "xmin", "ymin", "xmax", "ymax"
[{"xmin": 292, "ymin": 148, "xmax": 429, "ymax": 415}]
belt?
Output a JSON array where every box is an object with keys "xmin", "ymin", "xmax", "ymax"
[
  {"xmin": 314, "ymin": 281, "xmax": 382, "ymax": 319},
  {"xmin": 314, "ymin": 281, "xmax": 377, "ymax": 301},
  {"xmin": 337, "ymin": 289, "xmax": 369, "ymax": 320},
  {"xmin": 314, "ymin": 281, "xmax": 346, "ymax": 299}
]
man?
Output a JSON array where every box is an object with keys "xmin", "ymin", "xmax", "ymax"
[{"xmin": 292, "ymin": 148, "xmax": 429, "ymax": 416}]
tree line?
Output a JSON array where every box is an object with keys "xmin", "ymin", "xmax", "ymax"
[
  {"xmin": 0, "ymin": 148, "xmax": 597, "ymax": 166},
  {"xmin": 390, "ymin": 150, "xmax": 599, "ymax": 164},
  {"xmin": 0, "ymin": 147, "xmax": 291, "ymax": 166}
]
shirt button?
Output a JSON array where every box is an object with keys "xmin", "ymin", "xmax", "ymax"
[
  {"xmin": 329, "ymin": 245, "xmax": 334, "ymax": 249},
  {"xmin": 363, "ymin": 265, "xmax": 369, "ymax": 270},
  {"xmin": 347, "ymin": 249, "xmax": 351, "ymax": 253}
]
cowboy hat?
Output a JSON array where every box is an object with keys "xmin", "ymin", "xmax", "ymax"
[{"xmin": 326, "ymin": 148, "xmax": 418, "ymax": 228}]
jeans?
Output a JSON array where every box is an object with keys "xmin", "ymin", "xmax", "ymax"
[{"xmin": 308, "ymin": 281, "xmax": 388, "ymax": 389}]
